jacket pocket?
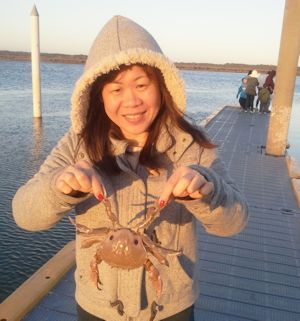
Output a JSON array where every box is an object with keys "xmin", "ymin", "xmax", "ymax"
[{"xmin": 159, "ymin": 254, "xmax": 193, "ymax": 297}]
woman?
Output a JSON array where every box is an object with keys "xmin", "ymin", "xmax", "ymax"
[{"xmin": 12, "ymin": 16, "xmax": 248, "ymax": 321}]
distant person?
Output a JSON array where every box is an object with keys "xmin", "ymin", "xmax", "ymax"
[
  {"xmin": 12, "ymin": 15, "xmax": 248, "ymax": 321},
  {"xmin": 263, "ymin": 70, "xmax": 276, "ymax": 112},
  {"xmin": 236, "ymin": 77, "xmax": 247, "ymax": 111},
  {"xmin": 245, "ymin": 70, "xmax": 259, "ymax": 113},
  {"xmin": 258, "ymin": 87, "xmax": 271, "ymax": 114},
  {"xmin": 264, "ymin": 70, "xmax": 276, "ymax": 93},
  {"xmin": 255, "ymin": 73, "xmax": 267, "ymax": 110}
]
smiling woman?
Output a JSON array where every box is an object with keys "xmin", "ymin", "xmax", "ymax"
[
  {"xmin": 12, "ymin": 15, "xmax": 248, "ymax": 321},
  {"xmin": 101, "ymin": 65, "xmax": 161, "ymax": 146}
]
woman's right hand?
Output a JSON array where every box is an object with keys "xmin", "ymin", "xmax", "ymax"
[{"xmin": 55, "ymin": 160, "xmax": 104, "ymax": 201}]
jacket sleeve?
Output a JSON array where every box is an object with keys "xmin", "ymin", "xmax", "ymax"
[
  {"xmin": 178, "ymin": 147, "xmax": 249, "ymax": 237},
  {"xmin": 12, "ymin": 129, "xmax": 89, "ymax": 231}
]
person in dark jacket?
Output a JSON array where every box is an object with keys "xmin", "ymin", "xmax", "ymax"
[
  {"xmin": 264, "ymin": 70, "xmax": 276, "ymax": 94},
  {"xmin": 263, "ymin": 70, "xmax": 276, "ymax": 112},
  {"xmin": 245, "ymin": 70, "xmax": 259, "ymax": 113}
]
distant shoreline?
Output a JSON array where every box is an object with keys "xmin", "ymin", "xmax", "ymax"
[{"xmin": 2, "ymin": 50, "xmax": 299, "ymax": 75}]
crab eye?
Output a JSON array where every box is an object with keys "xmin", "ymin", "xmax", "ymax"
[
  {"xmin": 134, "ymin": 239, "xmax": 139, "ymax": 245},
  {"xmin": 109, "ymin": 235, "xmax": 114, "ymax": 240}
]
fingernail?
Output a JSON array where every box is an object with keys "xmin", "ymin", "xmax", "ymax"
[
  {"xmin": 96, "ymin": 193, "xmax": 103, "ymax": 202},
  {"xmin": 159, "ymin": 200, "xmax": 166, "ymax": 208}
]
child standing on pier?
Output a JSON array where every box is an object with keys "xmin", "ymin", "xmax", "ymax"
[
  {"xmin": 236, "ymin": 77, "xmax": 247, "ymax": 111},
  {"xmin": 12, "ymin": 16, "xmax": 248, "ymax": 321}
]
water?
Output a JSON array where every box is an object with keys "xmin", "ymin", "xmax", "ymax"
[
  {"xmin": 0, "ymin": 61, "xmax": 82, "ymax": 302},
  {"xmin": 0, "ymin": 61, "xmax": 299, "ymax": 303},
  {"xmin": 288, "ymin": 86, "xmax": 300, "ymax": 161}
]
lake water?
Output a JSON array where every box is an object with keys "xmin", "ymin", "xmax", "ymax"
[{"xmin": 0, "ymin": 60, "xmax": 299, "ymax": 302}]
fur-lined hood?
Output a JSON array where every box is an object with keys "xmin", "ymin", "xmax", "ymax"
[{"xmin": 71, "ymin": 15, "xmax": 186, "ymax": 134}]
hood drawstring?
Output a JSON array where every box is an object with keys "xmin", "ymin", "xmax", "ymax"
[
  {"xmin": 149, "ymin": 301, "xmax": 163, "ymax": 321},
  {"xmin": 111, "ymin": 299, "xmax": 163, "ymax": 320},
  {"xmin": 110, "ymin": 299, "xmax": 125, "ymax": 316}
]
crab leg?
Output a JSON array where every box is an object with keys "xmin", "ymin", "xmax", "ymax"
[
  {"xmin": 136, "ymin": 201, "xmax": 161, "ymax": 232},
  {"xmin": 81, "ymin": 236, "xmax": 107, "ymax": 248},
  {"xmin": 69, "ymin": 216, "xmax": 109, "ymax": 235},
  {"xmin": 68, "ymin": 216, "xmax": 109, "ymax": 239},
  {"xmin": 144, "ymin": 259, "xmax": 162, "ymax": 298},
  {"xmin": 103, "ymin": 198, "xmax": 121, "ymax": 228},
  {"xmin": 91, "ymin": 252, "xmax": 103, "ymax": 289},
  {"xmin": 142, "ymin": 234, "xmax": 182, "ymax": 266},
  {"xmin": 68, "ymin": 216, "xmax": 93, "ymax": 234}
]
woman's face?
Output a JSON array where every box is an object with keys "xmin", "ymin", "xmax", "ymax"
[{"xmin": 101, "ymin": 65, "xmax": 161, "ymax": 146}]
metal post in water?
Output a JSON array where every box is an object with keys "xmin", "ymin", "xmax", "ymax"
[
  {"xmin": 30, "ymin": 5, "xmax": 42, "ymax": 118},
  {"xmin": 266, "ymin": 0, "xmax": 300, "ymax": 156}
]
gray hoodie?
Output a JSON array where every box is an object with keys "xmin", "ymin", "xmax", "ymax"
[{"xmin": 12, "ymin": 16, "xmax": 248, "ymax": 321}]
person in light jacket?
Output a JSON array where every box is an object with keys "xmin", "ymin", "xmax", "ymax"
[{"xmin": 12, "ymin": 15, "xmax": 248, "ymax": 321}]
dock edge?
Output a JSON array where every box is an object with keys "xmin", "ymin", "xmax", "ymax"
[
  {"xmin": 0, "ymin": 240, "xmax": 75, "ymax": 321},
  {"xmin": 286, "ymin": 155, "xmax": 300, "ymax": 207}
]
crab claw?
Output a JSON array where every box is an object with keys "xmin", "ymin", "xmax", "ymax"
[{"xmin": 144, "ymin": 259, "xmax": 162, "ymax": 298}]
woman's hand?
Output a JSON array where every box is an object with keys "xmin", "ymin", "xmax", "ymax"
[
  {"xmin": 159, "ymin": 166, "xmax": 214, "ymax": 207},
  {"xmin": 55, "ymin": 160, "xmax": 104, "ymax": 201}
]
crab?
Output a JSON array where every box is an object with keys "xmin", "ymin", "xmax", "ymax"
[{"xmin": 69, "ymin": 198, "xmax": 181, "ymax": 298}]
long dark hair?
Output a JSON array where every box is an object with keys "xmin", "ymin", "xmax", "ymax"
[{"xmin": 80, "ymin": 64, "xmax": 215, "ymax": 174}]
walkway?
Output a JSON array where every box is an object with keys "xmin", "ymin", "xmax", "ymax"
[
  {"xmin": 195, "ymin": 106, "xmax": 300, "ymax": 320},
  {"xmin": 21, "ymin": 106, "xmax": 300, "ymax": 321}
]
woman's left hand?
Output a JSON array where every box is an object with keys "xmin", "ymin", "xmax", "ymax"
[{"xmin": 158, "ymin": 166, "xmax": 214, "ymax": 207}]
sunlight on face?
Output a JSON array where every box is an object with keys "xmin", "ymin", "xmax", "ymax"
[{"xmin": 101, "ymin": 65, "xmax": 161, "ymax": 146}]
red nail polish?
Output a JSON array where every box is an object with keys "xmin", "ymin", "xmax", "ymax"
[
  {"xmin": 97, "ymin": 193, "xmax": 103, "ymax": 202},
  {"xmin": 159, "ymin": 200, "xmax": 166, "ymax": 208}
]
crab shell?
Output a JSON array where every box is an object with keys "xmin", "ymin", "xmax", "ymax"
[
  {"xmin": 96, "ymin": 228, "xmax": 147, "ymax": 269},
  {"xmin": 69, "ymin": 200, "xmax": 182, "ymax": 298}
]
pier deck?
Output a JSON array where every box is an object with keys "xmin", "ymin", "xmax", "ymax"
[{"xmin": 3, "ymin": 106, "xmax": 300, "ymax": 321}]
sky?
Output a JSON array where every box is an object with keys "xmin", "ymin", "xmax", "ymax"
[{"xmin": 0, "ymin": 0, "xmax": 289, "ymax": 65}]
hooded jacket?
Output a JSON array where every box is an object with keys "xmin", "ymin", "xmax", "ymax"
[
  {"xmin": 12, "ymin": 16, "xmax": 248, "ymax": 321},
  {"xmin": 246, "ymin": 76, "xmax": 259, "ymax": 96},
  {"xmin": 263, "ymin": 70, "xmax": 276, "ymax": 94},
  {"xmin": 71, "ymin": 15, "xmax": 185, "ymax": 134}
]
